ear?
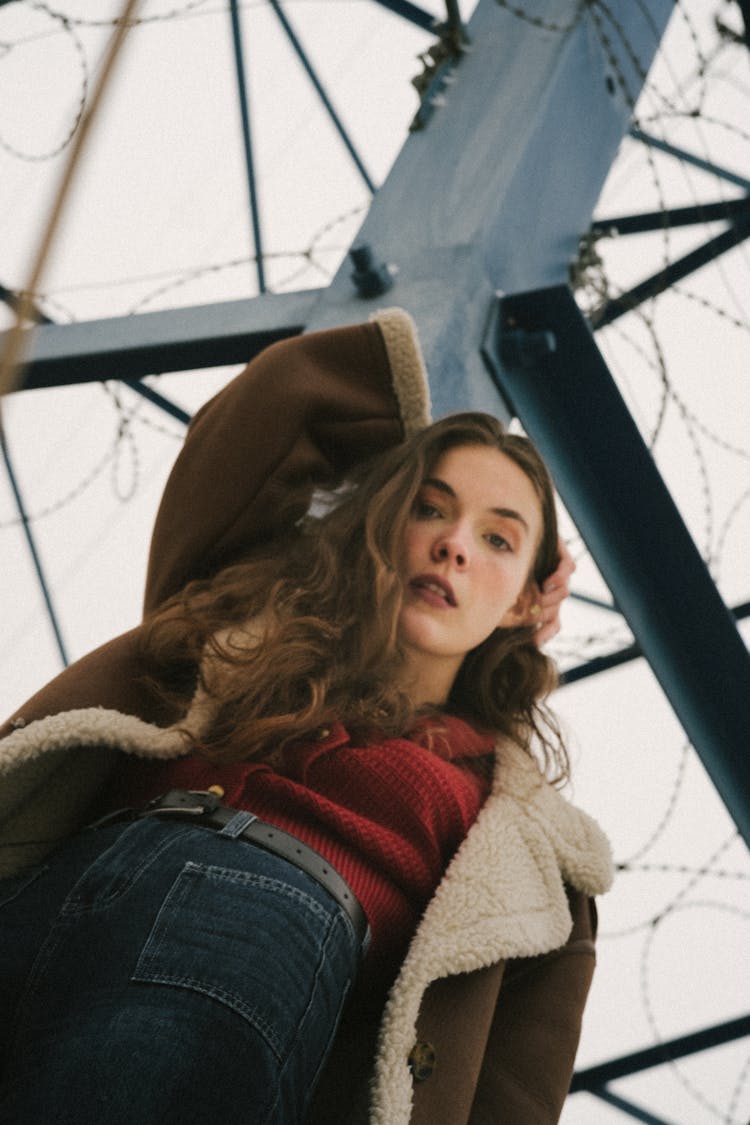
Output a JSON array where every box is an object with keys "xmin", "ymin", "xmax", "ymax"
[{"xmin": 499, "ymin": 582, "xmax": 540, "ymax": 629}]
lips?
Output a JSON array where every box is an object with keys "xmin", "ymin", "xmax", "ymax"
[{"xmin": 411, "ymin": 574, "xmax": 457, "ymax": 607}]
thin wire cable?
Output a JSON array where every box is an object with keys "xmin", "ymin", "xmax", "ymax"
[{"xmin": 0, "ymin": 0, "xmax": 143, "ymax": 401}]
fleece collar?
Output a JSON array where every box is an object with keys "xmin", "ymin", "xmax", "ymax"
[
  {"xmin": 369, "ymin": 738, "xmax": 613, "ymax": 1125},
  {"xmin": 0, "ymin": 707, "xmax": 189, "ymax": 769}
]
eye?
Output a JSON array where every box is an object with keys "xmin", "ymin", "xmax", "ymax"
[
  {"xmin": 485, "ymin": 532, "xmax": 511, "ymax": 551},
  {"xmin": 413, "ymin": 499, "xmax": 442, "ymax": 519}
]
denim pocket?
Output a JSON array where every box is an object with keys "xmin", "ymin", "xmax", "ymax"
[{"xmin": 132, "ymin": 860, "xmax": 346, "ymax": 1062}]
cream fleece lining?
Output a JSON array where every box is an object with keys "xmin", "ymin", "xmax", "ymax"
[
  {"xmin": 371, "ymin": 307, "xmax": 432, "ymax": 436},
  {"xmin": 369, "ymin": 740, "xmax": 612, "ymax": 1123}
]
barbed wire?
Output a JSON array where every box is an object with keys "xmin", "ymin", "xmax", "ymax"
[
  {"xmin": 0, "ymin": 198, "xmax": 365, "ymax": 525},
  {"xmin": 603, "ymin": 831, "xmax": 740, "ymax": 942},
  {"xmin": 492, "ymin": 0, "xmax": 585, "ymax": 35},
  {"xmin": 639, "ymin": 894, "xmax": 750, "ymax": 1122},
  {"xmin": 0, "ymin": 6, "xmax": 88, "ymax": 162},
  {"xmin": 1, "ymin": 2, "xmax": 748, "ymax": 1119},
  {"xmin": 0, "ymin": 390, "xmax": 183, "ymax": 530},
  {"xmin": 564, "ymin": 7, "xmax": 749, "ymax": 1116},
  {"xmin": 27, "ymin": 0, "xmax": 213, "ymax": 29}
]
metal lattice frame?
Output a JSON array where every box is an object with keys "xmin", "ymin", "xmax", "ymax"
[{"xmin": 2, "ymin": 3, "xmax": 748, "ymax": 1120}]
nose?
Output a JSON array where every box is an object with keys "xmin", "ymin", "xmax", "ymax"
[{"xmin": 432, "ymin": 528, "xmax": 468, "ymax": 568}]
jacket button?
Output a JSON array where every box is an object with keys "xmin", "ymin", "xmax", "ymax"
[
  {"xmin": 316, "ymin": 727, "xmax": 331, "ymax": 740},
  {"xmin": 408, "ymin": 1041, "xmax": 436, "ymax": 1082}
]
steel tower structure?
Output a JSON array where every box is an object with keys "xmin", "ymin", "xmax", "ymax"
[{"xmin": 2, "ymin": 2, "xmax": 748, "ymax": 1120}]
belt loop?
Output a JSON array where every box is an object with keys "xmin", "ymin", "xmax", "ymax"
[{"xmin": 218, "ymin": 810, "xmax": 258, "ymax": 839}]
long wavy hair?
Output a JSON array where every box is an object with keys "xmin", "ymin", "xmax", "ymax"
[{"xmin": 141, "ymin": 412, "xmax": 568, "ymax": 782}]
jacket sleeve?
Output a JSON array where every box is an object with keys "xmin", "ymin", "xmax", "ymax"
[
  {"xmin": 0, "ymin": 628, "xmax": 179, "ymax": 739},
  {"xmin": 1, "ymin": 312, "xmax": 429, "ymax": 737},
  {"xmin": 143, "ymin": 310, "xmax": 431, "ymax": 614}
]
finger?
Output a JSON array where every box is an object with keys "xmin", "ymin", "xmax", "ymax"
[
  {"xmin": 544, "ymin": 539, "xmax": 576, "ymax": 593},
  {"xmin": 533, "ymin": 619, "xmax": 561, "ymax": 647},
  {"xmin": 538, "ymin": 580, "xmax": 570, "ymax": 612}
]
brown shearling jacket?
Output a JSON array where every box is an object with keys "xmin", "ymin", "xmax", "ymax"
[{"xmin": 0, "ymin": 309, "xmax": 612, "ymax": 1123}]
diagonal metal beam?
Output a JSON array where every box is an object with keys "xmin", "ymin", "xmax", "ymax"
[
  {"xmin": 570, "ymin": 591, "xmax": 619, "ymax": 613},
  {"xmin": 630, "ymin": 127, "xmax": 750, "ymax": 192},
  {"xmin": 590, "ymin": 213, "xmax": 750, "ymax": 328},
  {"xmin": 268, "ymin": 0, "xmax": 376, "ymax": 193},
  {"xmin": 303, "ymin": 0, "xmax": 675, "ymax": 417},
  {"xmin": 740, "ymin": 0, "xmax": 750, "ymax": 46},
  {"xmin": 561, "ymin": 599, "xmax": 750, "ymax": 685},
  {"xmin": 229, "ymin": 0, "xmax": 266, "ymax": 293},
  {"xmin": 0, "ymin": 296, "xmax": 192, "ymax": 427},
  {"xmin": 370, "ymin": 0, "xmax": 437, "ymax": 31},
  {"xmin": 3, "ymin": 2, "xmax": 675, "ymax": 404},
  {"xmin": 1, "ymin": 427, "xmax": 68, "ymax": 666},
  {"xmin": 571, "ymin": 1014, "xmax": 750, "ymax": 1089},
  {"xmin": 562, "ymin": 641, "xmax": 643, "ymax": 685},
  {"xmin": 484, "ymin": 285, "xmax": 750, "ymax": 847},
  {"xmin": 588, "ymin": 1089, "xmax": 680, "ymax": 1125},
  {"xmin": 591, "ymin": 194, "xmax": 750, "ymax": 236},
  {"xmin": 123, "ymin": 379, "xmax": 192, "ymax": 425},
  {"xmin": 0, "ymin": 282, "xmax": 54, "ymax": 325}
]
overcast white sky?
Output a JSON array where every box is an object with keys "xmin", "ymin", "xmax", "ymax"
[{"xmin": 1, "ymin": 2, "xmax": 749, "ymax": 1121}]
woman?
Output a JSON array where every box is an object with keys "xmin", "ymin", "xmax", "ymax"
[{"xmin": 0, "ymin": 309, "xmax": 611, "ymax": 1124}]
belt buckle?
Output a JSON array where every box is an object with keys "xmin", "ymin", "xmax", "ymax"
[{"xmin": 144, "ymin": 788, "xmax": 223, "ymax": 818}]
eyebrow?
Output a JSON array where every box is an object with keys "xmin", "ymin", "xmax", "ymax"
[{"xmin": 421, "ymin": 477, "xmax": 531, "ymax": 534}]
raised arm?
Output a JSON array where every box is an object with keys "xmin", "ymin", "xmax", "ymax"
[
  {"xmin": 144, "ymin": 310, "xmax": 431, "ymax": 614},
  {"xmin": 2, "ymin": 311, "xmax": 430, "ymax": 738}
]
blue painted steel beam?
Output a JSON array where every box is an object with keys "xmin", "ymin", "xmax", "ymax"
[
  {"xmin": 740, "ymin": 0, "xmax": 750, "ymax": 46},
  {"xmin": 484, "ymin": 286, "xmax": 750, "ymax": 846},
  {"xmin": 5, "ymin": 2, "xmax": 675, "ymax": 405},
  {"xmin": 561, "ymin": 642, "xmax": 643, "ymax": 685},
  {"xmin": 591, "ymin": 194, "xmax": 750, "ymax": 236},
  {"xmin": 630, "ymin": 127, "xmax": 750, "ymax": 192},
  {"xmin": 1, "ymin": 428, "xmax": 69, "ymax": 666},
  {"xmin": 571, "ymin": 1014, "xmax": 750, "ymax": 1089},
  {"xmin": 562, "ymin": 599, "xmax": 750, "ymax": 686},
  {"xmin": 304, "ymin": 0, "xmax": 675, "ymax": 417},
  {"xmin": 1, "ymin": 295, "xmax": 193, "ymax": 422},
  {"xmin": 6, "ymin": 290, "xmax": 319, "ymax": 392},
  {"xmin": 590, "ymin": 212, "xmax": 750, "ymax": 329},
  {"xmin": 444, "ymin": 0, "xmax": 461, "ymax": 28},
  {"xmin": 370, "ymin": 0, "xmax": 436, "ymax": 31},
  {"xmin": 268, "ymin": 0, "xmax": 376, "ymax": 194},
  {"xmin": 229, "ymin": 0, "xmax": 266, "ymax": 293}
]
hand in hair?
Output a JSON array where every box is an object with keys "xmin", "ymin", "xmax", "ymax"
[{"xmin": 531, "ymin": 538, "xmax": 576, "ymax": 648}]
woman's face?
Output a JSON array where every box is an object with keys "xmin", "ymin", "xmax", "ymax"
[{"xmin": 397, "ymin": 443, "xmax": 543, "ymax": 705}]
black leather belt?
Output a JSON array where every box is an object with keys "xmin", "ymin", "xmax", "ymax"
[{"xmin": 94, "ymin": 788, "xmax": 370, "ymax": 954}]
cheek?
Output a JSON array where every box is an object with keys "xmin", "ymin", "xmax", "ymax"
[
  {"xmin": 483, "ymin": 558, "xmax": 529, "ymax": 609},
  {"xmin": 403, "ymin": 524, "xmax": 428, "ymax": 564}
]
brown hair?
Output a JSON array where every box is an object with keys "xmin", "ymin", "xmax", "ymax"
[{"xmin": 142, "ymin": 412, "xmax": 568, "ymax": 782}]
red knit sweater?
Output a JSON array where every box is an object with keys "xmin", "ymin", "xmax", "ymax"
[{"xmin": 104, "ymin": 715, "xmax": 494, "ymax": 994}]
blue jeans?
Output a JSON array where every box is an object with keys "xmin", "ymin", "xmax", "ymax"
[{"xmin": 0, "ymin": 816, "xmax": 361, "ymax": 1124}]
